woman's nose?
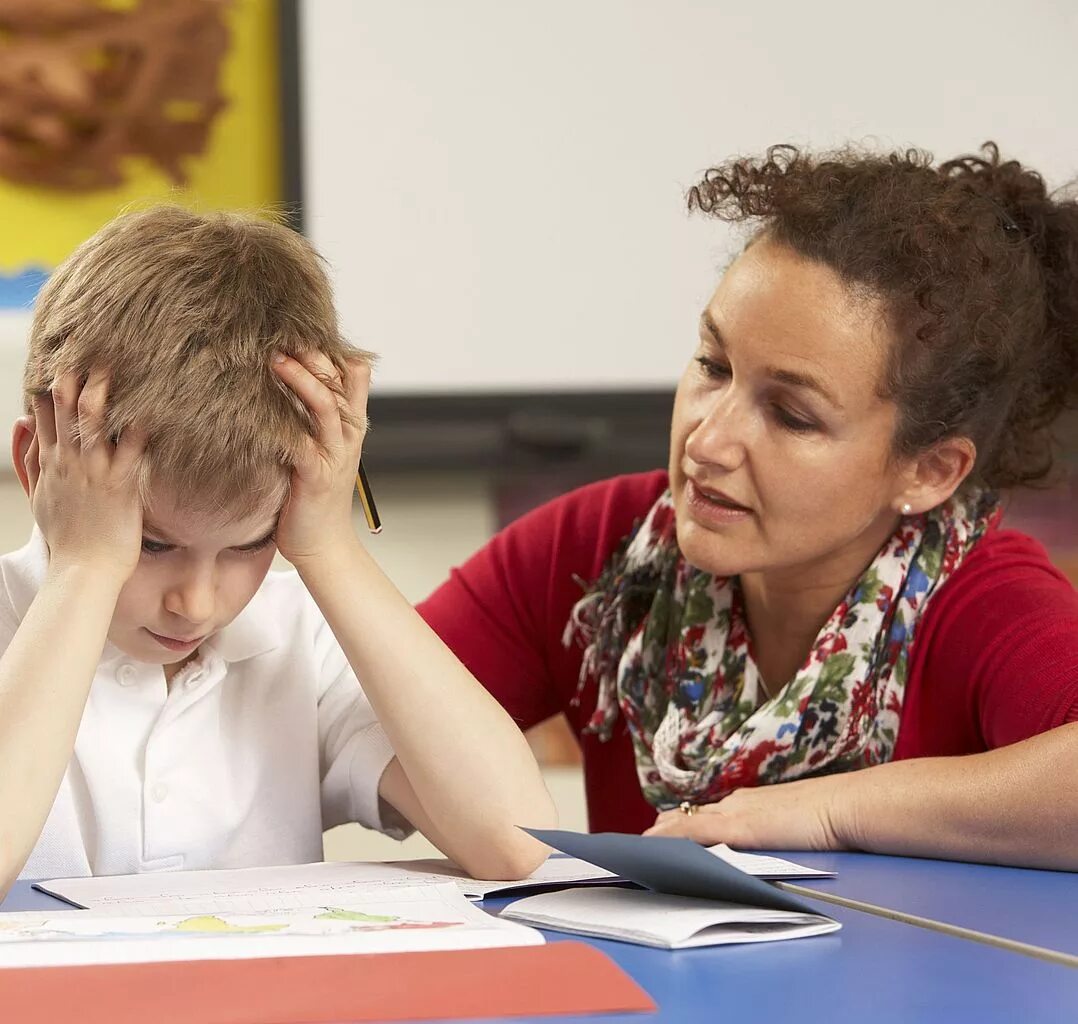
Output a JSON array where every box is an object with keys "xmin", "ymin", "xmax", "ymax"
[{"xmin": 685, "ymin": 392, "xmax": 749, "ymax": 470}]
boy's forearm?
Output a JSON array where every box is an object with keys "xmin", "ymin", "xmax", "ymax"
[
  {"xmin": 837, "ymin": 723, "xmax": 1078, "ymax": 870},
  {"xmin": 0, "ymin": 566, "xmax": 123, "ymax": 894},
  {"xmin": 294, "ymin": 538, "xmax": 556, "ymax": 876}
]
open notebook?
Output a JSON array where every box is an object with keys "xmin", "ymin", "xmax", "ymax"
[
  {"xmin": 502, "ymin": 886, "xmax": 839, "ymax": 949},
  {"xmin": 503, "ymin": 829, "xmax": 840, "ymax": 949}
]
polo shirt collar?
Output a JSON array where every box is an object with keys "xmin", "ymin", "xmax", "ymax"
[{"xmin": 202, "ymin": 586, "xmax": 279, "ymax": 663}]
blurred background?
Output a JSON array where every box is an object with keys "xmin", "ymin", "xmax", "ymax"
[{"xmin": 1, "ymin": 0, "xmax": 1075, "ymax": 864}]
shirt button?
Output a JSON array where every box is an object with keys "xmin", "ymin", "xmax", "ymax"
[
  {"xmin": 151, "ymin": 783, "xmax": 169, "ymax": 803},
  {"xmin": 184, "ymin": 674, "xmax": 202, "ymax": 691},
  {"xmin": 118, "ymin": 665, "xmax": 137, "ymax": 687}
]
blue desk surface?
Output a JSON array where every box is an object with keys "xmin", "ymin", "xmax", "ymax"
[
  {"xmin": 4, "ymin": 881, "xmax": 1078, "ymax": 1024},
  {"xmin": 766, "ymin": 850, "xmax": 1078, "ymax": 957}
]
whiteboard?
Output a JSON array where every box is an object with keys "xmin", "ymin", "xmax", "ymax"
[{"xmin": 296, "ymin": 0, "xmax": 1078, "ymax": 396}]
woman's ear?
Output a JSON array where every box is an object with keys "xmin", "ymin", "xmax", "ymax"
[
  {"xmin": 894, "ymin": 436, "xmax": 977, "ymax": 515},
  {"xmin": 11, "ymin": 415, "xmax": 36, "ymax": 500}
]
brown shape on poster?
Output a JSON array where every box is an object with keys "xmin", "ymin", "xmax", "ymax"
[{"xmin": 0, "ymin": 0, "xmax": 232, "ymax": 191}]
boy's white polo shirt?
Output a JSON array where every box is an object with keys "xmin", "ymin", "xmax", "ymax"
[{"xmin": 2, "ymin": 530, "xmax": 409, "ymax": 880}]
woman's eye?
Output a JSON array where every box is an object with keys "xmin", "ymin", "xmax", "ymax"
[
  {"xmin": 695, "ymin": 356, "xmax": 731, "ymax": 380},
  {"xmin": 141, "ymin": 539, "xmax": 172, "ymax": 556},
  {"xmin": 774, "ymin": 407, "xmax": 817, "ymax": 433}
]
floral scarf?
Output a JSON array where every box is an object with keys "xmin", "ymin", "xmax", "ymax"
[{"xmin": 563, "ymin": 488, "xmax": 1001, "ymax": 811}]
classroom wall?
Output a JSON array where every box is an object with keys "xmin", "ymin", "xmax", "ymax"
[{"xmin": 298, "ymin": 0, "xmax": 1078, "ymax": 399}]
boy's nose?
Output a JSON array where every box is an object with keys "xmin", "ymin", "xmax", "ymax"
[{"xmin": 164, "ymin": 574, "xmax": 216, "ymax": 626}]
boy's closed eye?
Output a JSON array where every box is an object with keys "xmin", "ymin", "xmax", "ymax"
[{"xmin": 140, "ymin": 532, "xmax": 277, "ymax": 557}]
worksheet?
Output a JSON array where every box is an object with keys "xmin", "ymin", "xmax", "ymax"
[
  {"xmin": 35, "ymin": 856, "xmax": 617, "ymax": 915},
  {"xmin": 0, "ymin": 884, "xmax": 542, "ymax": 967}
]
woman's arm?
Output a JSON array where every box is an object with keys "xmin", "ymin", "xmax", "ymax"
[{"xmin": 646, "ymin": 722, "xmax": 1078, "ymax": 870}]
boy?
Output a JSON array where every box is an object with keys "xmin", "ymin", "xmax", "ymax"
[{"xmin": 0, "ymin": 207, "xmax": 555, "ymax": 897}]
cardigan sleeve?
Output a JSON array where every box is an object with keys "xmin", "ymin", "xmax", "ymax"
[
  {"xmin": 417, "ymin": 471, "xmax": 670, "ymax": 733},
  {"xmin": 913, "ymin": 530, "xmax": 1078, "ymax": 750}
]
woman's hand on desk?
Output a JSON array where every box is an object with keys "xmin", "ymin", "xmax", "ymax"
[
  {"xmin": 643, "ymin": 774, "xmax": 849, "ymax": 850},
  {"xmin": 644, "ymin": 726, "xmax": 1078, "ymax": 871}
]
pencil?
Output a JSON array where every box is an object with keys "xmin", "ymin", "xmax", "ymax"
[{"xmin": 355, "ymin": 460, "xmax": 382, "ymax": 534}]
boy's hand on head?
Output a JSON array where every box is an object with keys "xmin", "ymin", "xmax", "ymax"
[
  {"xmin": 28, "ymin": 370, "xmax": 147, "ymax": 583},
  {"xmin": 271, "ymin": 351, "xmax": 371, "ymax": 565}
]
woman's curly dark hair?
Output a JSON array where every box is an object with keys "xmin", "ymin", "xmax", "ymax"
[{"xmin": 688, "ymin": 143, "xmax": 1078, "ymax": 490}]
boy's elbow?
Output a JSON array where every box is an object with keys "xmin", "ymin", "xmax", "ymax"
[
  {"xmin": 465, "ymin": 843, "xmax": 547, "ymax": 882},
  {"xmin": 496, "ymin": 842, "xmax": 552, "ymax": 881},
  {"xmin": 467, "ymin": 811, "xmax": 559, "ymax": 881}
]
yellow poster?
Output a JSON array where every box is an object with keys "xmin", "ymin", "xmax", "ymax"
[{"xmin": 0, "ymin": 0, "xmax": 282, "ymax": 310}]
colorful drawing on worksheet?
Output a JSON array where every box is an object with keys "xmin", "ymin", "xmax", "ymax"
[
  {"xmin": 0, "ymin": 907, "xmax": 461, "ymax": 945},
  {"xmin": 0, "ymin": 0, "xmax": 282, "ymax": 310}
]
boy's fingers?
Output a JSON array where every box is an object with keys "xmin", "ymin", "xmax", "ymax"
[
  {"xmin": 342, "ymin": 357, "xmax": 372, "ymax": 429},
  {"xmin": 292, "ymin": 348, "xmax": 340, "ymax": 383},
  {"xmin": 273, "ymin": 354, "xmax": 342, "ymax": 445},
  {"xmin": 50, "ymin": 373, "xmax": 80, "ymax": 451},
  {"xmin": 114, "ymin": 423, "xmax": 149, "ymax": 472},
  {"xmin": 302, "ymin": 351, "xmax": 354, "ymax": 419},
  {"xmin": 32, "ymin": 394, "xmax": 58, "ymax": 448},
  {"xmin": 24, "ymin": 432, "xmax": 40, "ymax": 493},
  {"xmin": 295, "ymin": 349, "xmax": 354, "ymax": 412},
  {"xmin": 77, "ymin": 369, "xmax": 109, "ymax": 451}
]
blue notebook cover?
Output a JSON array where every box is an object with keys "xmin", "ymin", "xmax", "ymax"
[{"xmin": 524, "ymin": 827, "xmax": 816, "ymax": 914}]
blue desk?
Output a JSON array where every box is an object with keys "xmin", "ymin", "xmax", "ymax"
[
  {"xmin": 4, "ymin": 881, "xmax": 1078, "ymax": 1023},
  {"xmin": 764, "ymin": 851, "xmax": 1078, "ymax": 959}
]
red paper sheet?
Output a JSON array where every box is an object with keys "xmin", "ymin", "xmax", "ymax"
[{"xmin": 0, "ymin": 940, "xmax": 656, "ymax": 1023}]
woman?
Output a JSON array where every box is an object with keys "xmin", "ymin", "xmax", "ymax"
[{"xmin": 418, "ymin": 143, "xmax": 1078, "ymax": 870}]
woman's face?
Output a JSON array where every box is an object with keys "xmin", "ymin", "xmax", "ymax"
[{"xmin": 669, "ymin": 238, "xmax": 910, "ymax": 584}]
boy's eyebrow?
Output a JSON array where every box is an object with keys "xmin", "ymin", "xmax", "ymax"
[
  {"xmin": 142, "ymin": 519, "xmax": 279, "ymax": 547},
  {"xmin": 236, "ymin": 523, "xmax": 280, "ymax": 547},
  {"xmin": 141, "ymin": 520, "xmax": 179, "ymax": 543},
  {"xmin": 698, "ymin": 310, "xmax": 844, "ymax": 411}
]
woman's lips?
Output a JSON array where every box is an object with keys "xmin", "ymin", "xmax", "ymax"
[{"xmin": 685, "ymin": 479, "xmax": 752, "ymax": 526}]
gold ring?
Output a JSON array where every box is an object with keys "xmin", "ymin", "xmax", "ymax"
[{"xmin": 678, "ymin": 801, "xmax": 697, "ymax": 816}]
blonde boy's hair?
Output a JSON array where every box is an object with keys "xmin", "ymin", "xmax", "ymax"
[{"xmin": 23, "ymin": 206, "xmax": 372, "ymax": 522}]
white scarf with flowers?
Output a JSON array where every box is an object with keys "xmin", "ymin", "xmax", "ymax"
[{"xmin": 564, "ymin": 488, "xmax": 1000, "ymax": 810}]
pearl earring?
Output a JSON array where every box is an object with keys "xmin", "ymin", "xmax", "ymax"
[{"xmin": 901, "ymin": 502, "xmax": 912, "ymax": 515}]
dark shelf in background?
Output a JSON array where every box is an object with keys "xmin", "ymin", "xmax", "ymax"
[{"xmin": 363, "ymin": 390, "xmax": 674, "ymax": 477}]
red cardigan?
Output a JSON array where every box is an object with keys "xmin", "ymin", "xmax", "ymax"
[{"xmin": 418, "ymin": 471, "xmax": 1078, "ymax": 834}]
